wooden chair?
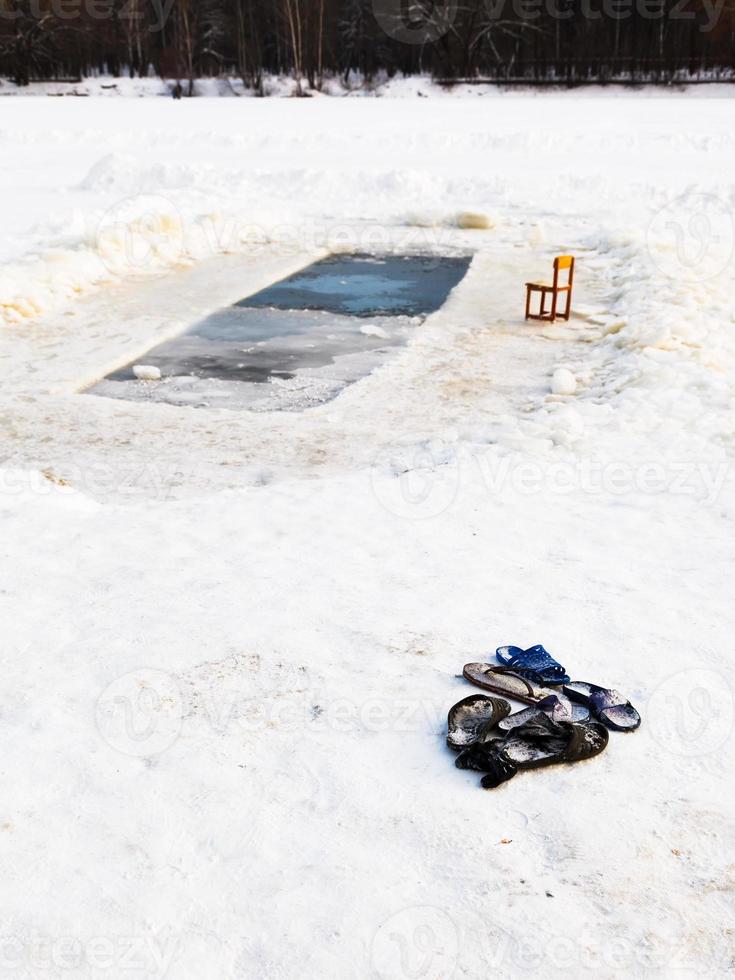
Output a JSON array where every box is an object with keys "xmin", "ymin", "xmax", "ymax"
[{"xmin": 525, "ymin": 255, "xmax": 575, "ymax": 323}]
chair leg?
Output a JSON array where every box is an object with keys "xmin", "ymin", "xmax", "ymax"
[
  {"xmin": 564, "ymin": 288, "xmax": 572, "ymax": 320},
  {"xmin": 525, "ymin": 287, "xmax": 531, "ymax": 321},
  {"xmin": 550, "ymin": 289, "xmax": 558, "ymax": 323}
]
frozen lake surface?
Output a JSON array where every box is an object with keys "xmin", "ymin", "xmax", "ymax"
[
  {"xmin": 90, "ymin": 253, "xmax": 471, "ymax": 411},
  {"xmin": 3, "ymin": 96, "xmax": 734, "ymax": 980}
]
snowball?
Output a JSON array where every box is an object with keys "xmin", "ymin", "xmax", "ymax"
[
  {"xmin": 529, "ymin": 223, "xmax": 546, "ymax": 245},
  {"xmin": 457, "ymin": 211, "xmax": 494, "ymax": 230},
  {"xmin": 360, "ymin": 324, "xmax": 390, "ymax": 339},
  {"xmin": 133, "ymin": 364, "xmax": 161, "ymax": 381},
  {"xmin": 551, "ymin": 368, "xmax": 577, "ymax": 395}
]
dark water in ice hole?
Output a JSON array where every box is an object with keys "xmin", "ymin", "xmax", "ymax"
[
  {"xmin": 92, "ymin": 253, "xmax": 471, "ymax": 410},
  {"xmin": 237, "ymin": 252, "xmax": 472, "ymax": 319}
]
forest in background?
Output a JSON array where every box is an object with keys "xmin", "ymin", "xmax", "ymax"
[{"xmin": 0, "ymin": 0, "xmax": 733, "ymax": 91}]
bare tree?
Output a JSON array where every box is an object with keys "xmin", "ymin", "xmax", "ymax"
[
  {"xmin": 0, "ymin": 0, "xmax": 71, "ymax": 85},
  {"xmin": 281, "ymin": 0, "xmax": 304, "ymax": 92}
]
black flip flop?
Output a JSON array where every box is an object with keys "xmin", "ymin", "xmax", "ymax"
[
  {"xmin": 563, "ymin": 682, "xmax": 641, "ymax": 731},
  {"xmin": 446, "ymin": 694, "xmax": 511, "ymax": 751},
  {"xmin": 455, "ymin": 713, "xmax": 609, "ymax": 789}
]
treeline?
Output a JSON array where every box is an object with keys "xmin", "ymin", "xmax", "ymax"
[{"xmin": 0, "ymin": 0, "xmax": 733, "ymax": 90}]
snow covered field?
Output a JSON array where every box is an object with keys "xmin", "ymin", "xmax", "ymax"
[{"xmin": 1, "ymin": 93, "xmax": 734, "ymax": 978}]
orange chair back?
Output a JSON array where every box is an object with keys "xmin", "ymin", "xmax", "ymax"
[{"xmin": 553, "ymin": 255, "xmax": 574, "ymax": 290}]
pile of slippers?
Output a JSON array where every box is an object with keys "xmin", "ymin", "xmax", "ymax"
[{"xmin": 447, "ymin": 644, "xmax": 641, "ymax": 790}]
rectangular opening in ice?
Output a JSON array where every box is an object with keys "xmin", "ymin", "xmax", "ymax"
[{"xmin": 87, "ymin": 253, "xmax": 471, "ymax": 413}]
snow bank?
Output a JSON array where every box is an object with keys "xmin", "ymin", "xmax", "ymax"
[
  {"xmin": 1, "ymin": 73, "xmax": 734, "ymax": 99},
  {"xmin": 545, "ymin": 226, "xmax": 735, "ymax": 451}
]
